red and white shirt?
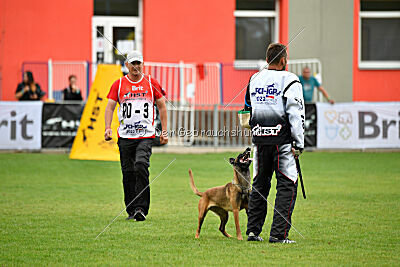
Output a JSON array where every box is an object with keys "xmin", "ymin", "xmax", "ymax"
[{"xmin": 107, "ymin": 74, "xmax": 165, "ymax": 139}]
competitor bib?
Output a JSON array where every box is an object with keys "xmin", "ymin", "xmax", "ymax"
[{"xmin": 117, "ymin": 75, "xmax": 155, "ymax": 139}]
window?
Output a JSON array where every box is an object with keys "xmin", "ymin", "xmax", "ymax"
[
  {"xmin": 235, "ymin": 0, "xmax": 278, "ymax": 65},
  {"xmin": 359, "ymin": 0, "xmax": 400, "ymax": 69},
  {"xmin": 92, "ymin": 0, "xmax": 142, "ymax": 64},
  {"xmin": 94, "ymin": 0, "xmax": 139, "ymax": 16}
]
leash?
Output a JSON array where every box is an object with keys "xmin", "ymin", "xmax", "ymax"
[{"xmin": 295, "ymin": 157, "xmax": 306, "ymax": 199}]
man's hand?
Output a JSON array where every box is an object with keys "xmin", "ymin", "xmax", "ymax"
[
  {"xmin": 159, "ymin": 130, "xmax": 168, "ymax": 145},
  {"xmin": 292, "ymin": 143, "xmax": 303, "ymax": 158},
  {"xmin": 104, "ymin": 127, "xmax": 112, "ymax": 141},
  {"xmin": 292, "ymin": 148, "xmax": 302, "ymax": 158},
  {"xmin": 328, "ymin": 98, "xmax": 335, "ymax": 104},
  {"xmin": 104, "ymin": 100, "xmax": 117, "ymax": 141},
  {"xmin": 156, "ymin": 97, "xmax": 168, "ymax": 145}
]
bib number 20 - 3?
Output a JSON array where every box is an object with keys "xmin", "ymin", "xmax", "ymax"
[{"xmin": 122, "ymin": 102, "xmax": 149, "ymax": 119}]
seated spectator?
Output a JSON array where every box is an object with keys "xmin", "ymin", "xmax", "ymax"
[
  {"xmin": 15, "ymin": 71, "xmax": 45, "ymax": 101},
  {"xmin": 299, "ymin": 67, "xmax": 334, "ymax": 104},
  {"xmin": 63, "ymin": 75, "xmax": 83, "ymax": 101}
]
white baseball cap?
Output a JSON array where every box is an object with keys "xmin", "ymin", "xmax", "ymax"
[{"xmin": 126, "ymin": 50, "xmax": 143, "ymax": 63}]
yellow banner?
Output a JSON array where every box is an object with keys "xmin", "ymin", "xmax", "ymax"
[{"xmin": 69, "ymin": 64, "xmax": 122, "ymax": 161}]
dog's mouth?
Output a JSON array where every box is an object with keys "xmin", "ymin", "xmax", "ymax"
[
  {"xmin": 239, "ymin": 149, "xmax": 252, "ymax": 164},
  {"xmin": 239, "ymin": 156, "xmax": 250, "ymax": 163},
  {"xmin": 239, "ymin": 158, "xmax": 251, "ymax": 164}
]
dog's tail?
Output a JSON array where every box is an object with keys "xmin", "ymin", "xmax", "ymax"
[{"xmin": 189, "ymin": 169, "xmax": 203, "ymax": 197}]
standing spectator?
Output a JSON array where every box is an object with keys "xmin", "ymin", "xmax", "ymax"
[
  {"xmin": 63, "ymin": 75, "xmax": 83, "ymax": 101},
  {"xmin": 15, "ymin": 71, "xmax": 45, "ymax": 101},
  {"xmin": 299, "ymin": 67, "xmax": 334, "ymax": 104}
]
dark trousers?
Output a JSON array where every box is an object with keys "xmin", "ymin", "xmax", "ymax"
[
  {"xmin": 246, "ymin": 144, "xmax": 298, "ymax": 239},
  {"xmin": 118, "ymin": 138, "xmax": 153, "ymax": 216}
]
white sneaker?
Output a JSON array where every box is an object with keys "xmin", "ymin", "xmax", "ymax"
[{"xmin": 269, "ymin": 236, "xmax": 296, "ymax": 243}]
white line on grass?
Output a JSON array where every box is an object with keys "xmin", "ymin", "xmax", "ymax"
[
  {"xmin": 223, "ymin": 27, "xmax": 306, "ymax": 110},
  {"xmin": 223, "ymin": 158, "xmax": 305, "ymax": 239},
  {"xmin": 95, "ymin": 158, "xmax": 177, "ymax": 239}
]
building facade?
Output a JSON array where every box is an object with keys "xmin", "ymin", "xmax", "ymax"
[{"xmin": 0, "ymin": 0, "xmax": 399, "ymax": 102}]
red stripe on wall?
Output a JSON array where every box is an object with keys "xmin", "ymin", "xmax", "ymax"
[
  {"xmin": 352, "ymin": 0, "xmax": 400, "ymax": 102},
  {"xmin": 0, "ymin": 0, "xmax": 92, "ymax": 101},
  {"xmin": 280, "ymin": 0, "xmax": 289, "ymax": 45}
]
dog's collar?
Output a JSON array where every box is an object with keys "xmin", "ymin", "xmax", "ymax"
[{"xmin": 232, "ymin": 180, "xmax": 251, "ymax": 193}]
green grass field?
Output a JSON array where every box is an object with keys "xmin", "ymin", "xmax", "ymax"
[{"xmin": 0, "ymin": 151, "xmax": 399, "ymax": 265}]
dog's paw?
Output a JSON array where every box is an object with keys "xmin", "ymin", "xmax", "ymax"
[
  {"xmin": 237, "ymin": 236, "xmax": 244, "ymax": 241},
  {"xmin": 223, "ymin": 233, "xmax": 232, "ymax": 238}
]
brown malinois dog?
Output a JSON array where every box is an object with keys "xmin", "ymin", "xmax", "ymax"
[{"xmin": 189, "ymin": 147, "xmax": 252, "ymax": 240}]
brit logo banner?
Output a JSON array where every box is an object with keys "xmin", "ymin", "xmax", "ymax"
[
  {"xmin": 0, "ymin": 101, "xmax": 43, "ymax": 150},
  {"xmin": 316, "ymin": 102, "xmax": 400, "ymax": 149}
]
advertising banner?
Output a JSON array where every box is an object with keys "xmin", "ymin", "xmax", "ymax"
[
  {"xmin": 304, "ymin": 103, "xmax": 317, "ymax": 147},
  {"xmin": 69, "ymin": 65, "xmax": 122, "ymax": 161},
  {"xmin": 317, "ymin": 102, "xmax": 400, "ymax": 149},
  {"xmin": 0, "ymin": 101, "xmax": 43, "ymax": 150},
  {"xmin": 42, "ymin": 103, "xmax": 84, "ymax": 148}
]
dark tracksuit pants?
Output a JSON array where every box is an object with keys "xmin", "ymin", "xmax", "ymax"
[
  {"xmin": 246, "ymin": 144, "xmax": 298, "ymax": 239},
  {"xmin": 118, "ymin": 138, "xmax": 153, "ymax": 216}
]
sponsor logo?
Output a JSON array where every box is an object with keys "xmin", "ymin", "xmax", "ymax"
[
  {"xmin": 339, "ymin": 125, "xmax": 352, "ymax": 140},
  {"xmin": 123, "ymin": 91, "xmax": 148, "ymax": 99},
  {"xmin": 338, "ymin": 111, "xmax": 352, "ymax": 124},
  {"xmin": 252, "ymin": 85, "xmax": 281, "ymax": 97},
  {"xmin": 324, "ymin": 109, "xmax": 400, "ymax": 141},
  {"xmin": 122, "ymin": 121, "xmax": 147, "ymax": 135},
  {"xmin": 324, "ymin": 110, "xmax": 352, "ymax": 141},
  {"xmin": 132, "ymin": 85, "xmax": 143, "ymax": 91},
  {"xmin": 359, "ymin": 111, "xmax": 400, "ymax": 139},
  {"xmin": 324, "ymin": 110, "xmax": 337, "ymax": 124},
  {"xmin": 325, "ymin": 125, "xmax": 338, "ymax": 140},
  {"xmin": 44, "ymin": 117, "xmax": 80, "ymax": 130},
  {"xmin": 0, "ymin": 110, "xmax": 34, "ymax": 140},
  {"xmin": 123, "ymin": 92, "xmax": 132, "ymax": 98},
  {"xmin": 251, "ymin": 84, "xmax": 281, "ymax": 104},
  {"xmin": 254, "ymin": 84, "xmax": 281, "ymax": 97},
  {"xmin": 42, "ymin": 116, "xmax": 80, "ymax": 137},
  {"xmin": 320, "ymin": 105, "xmax": 400, "ymax": 148},
  {"xmin": 252, "ymin": 124, "xmax": 282, "ymax": 136}
]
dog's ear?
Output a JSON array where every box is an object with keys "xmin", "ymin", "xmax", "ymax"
[{"xmin": 229, "ymin": 158, "xmax": 235, "ymax": 164}]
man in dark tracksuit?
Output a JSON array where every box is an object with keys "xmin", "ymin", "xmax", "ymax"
[
  {"xmin": 104, "ymin": 51, "xmax": 169, "ymax": 221},
  {"xmin": 244, "ymin": 43, "xmax": 305, "ymax": 243}
]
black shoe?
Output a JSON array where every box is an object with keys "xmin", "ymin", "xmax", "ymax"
[
  {"xmin": 269, "ymin": 236, "xmax": 296, "ymax": 244},
  {"xmin": 126, "ymin": 215, "xmax": 135, "ymax": 221},
  {"xmin": 247, "ymin": 232, "xmax": 263, "ymax": 241},
  {"xmin": 133, "ymin": 209, "xmax": 146, "ymax": 221}
]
